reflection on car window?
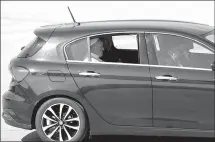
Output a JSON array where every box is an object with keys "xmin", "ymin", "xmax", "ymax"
[
  {"xmin": 205, "ymin": 34, "xmax": 215, "ymax": 43},
  {"xmin": 89, "ymin": 38, "xmax": 104, "ymax": 62},
  {"xmin": 65, "ymin": 38, "xmax": 89, "ymax": 61},
  {"xmin": 190, "ymin": 43, "xmax": 213, "ymax": 54},
  {"xmin": 153, "ymin": 35, "xmax": 161, "ymax": 51},
  {"xmin": 152, "ymin": 34, "xmax": 214, "ymax": 69},
  {"xmin": 112, "ymin": 35, "xmax": 138, "ymax": 50}
]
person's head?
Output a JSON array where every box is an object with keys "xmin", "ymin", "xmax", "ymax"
[
  {"xmin": 179, "ymin": 43, "xmax": 193, "ymax": 60},
  {"xmin": 100, "ymin": 36, "xmax": 113, "ymax": 51},
  {"xmin": 90, "ymin": 38, "xmax": 104, "ymax": 57}
]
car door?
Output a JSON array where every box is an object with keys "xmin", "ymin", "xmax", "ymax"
[
  {"xmin": 145, "ymin": 33, "xmax": 214, "ymax": 130},
  {"xmin": 65, "ymin": 33, "xmax": 153, "ymax": 127}
]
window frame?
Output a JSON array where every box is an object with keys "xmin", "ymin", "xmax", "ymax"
[
  {"xmin": 145, "ymin": 32, "xmax": 215, "ymax": 71},
  {"xmin": 64, "ymin": 31, "xmax": 148, "ymax": 65}
]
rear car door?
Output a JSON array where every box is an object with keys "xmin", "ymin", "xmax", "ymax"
[
  {"xmin": 65, "ymin": 33, "xmax": 153, "ymax": 127},
  {"xmin": 145, "ymin": 33, "xmax": 214, "ymax": 130}
]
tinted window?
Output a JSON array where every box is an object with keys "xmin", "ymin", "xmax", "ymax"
[
  {"xmin": 65, "ymin": 38, "xmax": 89, "ymax": 61},
  {"xmin": 89, "ymin": 34, "xmax": 139, "ymax": 64},
  {"xmin": 152, "ymin": 34, "xmax": 214, "ymax": 69},
  {"xmin": 18, "ymin": 37, "xmax": 46, "ymax": 58}
]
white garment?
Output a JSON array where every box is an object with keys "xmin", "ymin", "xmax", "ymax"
[
  {"xmin": 91, "ymin": 53, "xmax": 103, "ymax": 62},
  {"xmin": 83, "ymin": 53, "xmax": 103, "ymax": 62}
]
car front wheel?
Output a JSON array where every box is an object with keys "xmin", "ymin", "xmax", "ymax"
[{"xmin": 35, "ymin": 98, "xmax": 87, "ymax": 141}]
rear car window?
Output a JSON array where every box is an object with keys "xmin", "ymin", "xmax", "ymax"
[
  {"xmin": 65, "ymin": 38, "xmax": 89, "ymax": 61},
  {"xmin": 18, "ymin": 37, "xmax": 46, "ymax": 58}
]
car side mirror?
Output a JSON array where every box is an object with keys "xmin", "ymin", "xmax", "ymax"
[{"xmin": 211, "ymin": 61, "xmax": 215, "ymax": 71}]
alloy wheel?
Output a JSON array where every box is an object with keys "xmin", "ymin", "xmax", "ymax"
[{"xmin": 41, "ymin": 103, "xmax": 80, "ymax": 141}]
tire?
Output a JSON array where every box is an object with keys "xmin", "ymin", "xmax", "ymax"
[{"xmin": 35, "ymin": 98, "xmax": 88, "ymax": 141}]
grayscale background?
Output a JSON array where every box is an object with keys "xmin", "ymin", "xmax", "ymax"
[{"xmin": 1, "ymin": 1, "xmax": 214, "ymax": 141}]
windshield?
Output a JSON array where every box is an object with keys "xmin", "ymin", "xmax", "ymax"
[{"xmin": 205, "ymin": 30, "xmax": 214, "ymax": 43}]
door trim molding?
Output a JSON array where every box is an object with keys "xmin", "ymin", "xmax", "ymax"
[{"xmin": 66, "ymin": 60, "xmax": 212, "ymax": 71}]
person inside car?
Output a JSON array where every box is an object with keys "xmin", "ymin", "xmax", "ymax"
[
  {"xmin": 88, "ymin": 38, "xmax": 104, "ymax": 62},
  {"xmin": 168, "ymin": 43, "xmax": 193, "ymax": 67},
  {"xmin": 100, "ymin": 36, "xmax": 121, "ymax": 62}
]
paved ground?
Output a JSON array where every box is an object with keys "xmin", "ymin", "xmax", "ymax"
[
  {"xmin": 21, "ymin": 132, "xmax": 215, "ymax": 142},
  {"xmin": 1, "ymin": 117, "xmax": 214, "ymax": 142}
]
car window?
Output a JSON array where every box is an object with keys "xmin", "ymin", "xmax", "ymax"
[
  {"xmin": 18, "ymin": 36, "xmax": 46, "ymax": 58},
  {"xmin": 65, "ymin": 38, "xmax": 89, "ymax": 61},
  {"xmin": 112, "ymin": 35, "xmax": 138, "ymax": 50},
  {"xmin": 151, "ymin": 34, "xmax": 214, "ymax": 69},
  {"xmin": 205, "ymin": 34, "xmax": 214, "ymax": 43},
  {"xmin": 89, "ymin": 34, "xmax": 139, "ymax": 64}
]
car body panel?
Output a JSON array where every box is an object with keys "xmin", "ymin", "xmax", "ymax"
[
  {"xmin": 4, "ymin": 58, "xmax": 84, "ymax": 125},
  {"xmin": 144, "ymin": 32, "xmax": 215, "ymax": 130},
  {"xmin": 34, "ymin": 24, "xmax": 64, "ymax": 41},
  {"xmin": 150, "ymin": 67, "xmax": 214, "ymax": 130},
  {"xmin": 67, "ymin": 61, "xmax": 153, "ymax": 127}
]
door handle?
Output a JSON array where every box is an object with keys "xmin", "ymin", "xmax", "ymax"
[
  {"xmin": 155, "ymin": 75, "xmax": 178, "ymax": 81},
  {"xmin": 78, "ymin": 71, "xmax": 100, "ymax": 77}
]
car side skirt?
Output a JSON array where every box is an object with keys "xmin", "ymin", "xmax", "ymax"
[{"xmin": 91, "ymin": 125, "xmax": 214, "ymax": 138}]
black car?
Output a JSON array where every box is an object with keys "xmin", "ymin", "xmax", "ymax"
[{"xmin": 2, "ymin": 20, "xmax": 215, "ymax": 141}]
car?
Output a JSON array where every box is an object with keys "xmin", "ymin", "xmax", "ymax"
[{"xmin": 2, "ymin": 19, "xmax": 215, "ymax": 141}]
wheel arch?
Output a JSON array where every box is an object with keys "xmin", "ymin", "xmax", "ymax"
[{"xmin": 31, "ymin": 91, "xmax": 90, "ymax": 130}]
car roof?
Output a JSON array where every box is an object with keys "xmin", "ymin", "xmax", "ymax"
[{"xmin": 35, "ymin": 20, "xmax": 214, "ymax": 41}]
